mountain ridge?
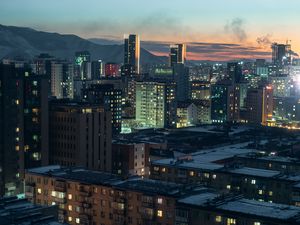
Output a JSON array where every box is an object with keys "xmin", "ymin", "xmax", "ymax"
[{"xmin": 0, "ymin": 24, "xmax": 167, "ymax": 64}]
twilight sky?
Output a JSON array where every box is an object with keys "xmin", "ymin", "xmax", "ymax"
[{"xmin": 1, "ymin": 0, "xmax": 299, "ymax": 61}]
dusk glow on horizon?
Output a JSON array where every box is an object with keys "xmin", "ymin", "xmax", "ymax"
[{"xmin": 1, "ymin": 0, "xmax": 300, "ymax": 60}]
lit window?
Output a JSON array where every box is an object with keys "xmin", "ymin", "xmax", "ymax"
[
  {"xmin": 269, "ymin": 191, "xmax": 273, "ymax": 196},
  {"xmin": 157, "ymin": 210, "xmax": 163, "ymax": 217},
  {"xmin": 68, "ymin": 217, "xmax": 72, "ymax": 222},
  {"xmin": 251, "ymin": 179, "xmax": 256, "ymax": 185},
  {"xmin": 161, "ymin": 168, "xmax": 166, "ymax": 172},
  {"xmin": 227, "ymin": 218, "xmax": 236, "ymax": 224},
  {"xmin": 213, "ymin": 174, "xmax": 217, "ymax": 179},
  {"xmin": 157, "ymin": 198, "xmax": 163, "ymax": 204},
  {"xmin": 226, "ymin": 185, "xmax": 231, "ymax": 190},
  {"xmin": 216, "ymin": 215, "xmax": 222, "ymax": 222},
  {"xmin": 75, "ymin": 218, "xmax": 80, "ymax": 224},
  {"xmin": 189, "ymin": 171, "xmax": 194, "ymax": 176},
  {"xmin": 15, "ymin": 145, "xmax": 20, "ymax": 151},
  {"xmin": 68, "ymin": 205, "xmax": 72, "ymax": 211},
  {"xmin": 37, "ymin": 188, "xmax": 42, "ymax": 194},
  {"xmin": 254, "ymin": 222, "xmax": 261, "ymax": 225},
  {"xmin": 68, "ymin": 194, "xmax": 72, "ymax": 200},
  {"xmin": 258, "ymin": 190, "xmax": 263, "ymax": 195}
]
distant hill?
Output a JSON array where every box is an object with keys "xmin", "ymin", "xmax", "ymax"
[{"xmin": 0, "ymin": 24, "xmax": 167, "ymax": 64}]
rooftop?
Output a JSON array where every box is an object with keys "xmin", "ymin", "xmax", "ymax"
[
  {"xmin": 152, "ymin": 142, "xmax": 255, "ymax": 171},
  {"xmin": 228, "ymin": 167, "xmax": 281, "ymax": 178},
  {"xmin": 0, "ymin": 196, "xmax": 63, "ymax": 225},
  {"xmin": 179, "ymin": 192, "xmax": 300, "ymax": 222},
  {"xmin": 27, "ymin": 166, "xmax": 121, "ymax": 186}
]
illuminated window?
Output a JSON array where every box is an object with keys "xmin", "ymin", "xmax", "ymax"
[
  {"xmin": 258, "ymin": 190, "xmax": 263, "ymax": 195},
  {"xmin": 68, "ymin": 194, "xmax": 72, "ymax": 200},
  {"xmin": 213, "ymin": 174, "xmax": 217, "ymax": 179},
  {"xmin": 15, "ymin": 99, "xmax": 19, "ymax": 105},
  {"xmin": 204, "ymin": 173, "xmax": 210, "ymax": 178},
  {"xmin": 16, "ymin": 127, "xmax": 20, "ymax": 132},
  {"xmin": 51, "ymin": 191, "xmax": 56, "ymax": 197},
  {"xmin": 68, "ymin": 217, "xmax": 72, "ymax": 222},
  {"xmin": 37, "ymin": 188, "xmax": 42, "ymax": 194},
  {"xmin": 75, "ymin": 218, "xmax": 80, "ymax": 224},
  {"xmin": 215, "ymin": 215, "xmax": 222, "ymax": 222},
  {"xmin": 15, "ymin": 145, "xmax": 20, "ymax": 151},
  {"xmin": 161, "ymin": 167, "xmax": 166, "ymax": 172},
  {"xmin": 68, "ymin": 205, "xmax": 72, "ymax": 211},
  {"xmin": 251, "ymin": 179, "xmax": 256, "ymax": 184},
  {"xmin": 189, "ymin": 171, "xmax": 194, "ymax": 176},
  {"xmin": 226, "ymin": 185, "xmax": 231, "ymax": 190},
  {"xmin": 157, "ymin": 198, "xmax": 163, "ymax": 204},
  {"xmin": 269, "ymin": 191, "xmax": 273, "ymax": 196},
  {"xmin": 157, "ymin": 210, "xmax": 163, "ymax": 217},
  {"xmin": 254, "ymin": 222, "xmax": 261, "ymax": 225},
  {"xmin": 227, "ymin": 218, "xmax": 236, "ymax": 225}
]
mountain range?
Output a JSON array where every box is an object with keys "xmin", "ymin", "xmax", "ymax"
[{"xmin": 0, "ymin": 24, "xmax": 167, "ymax": 64}]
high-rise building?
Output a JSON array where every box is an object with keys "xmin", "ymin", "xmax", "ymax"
[
  {"xmin": 51, "ymin": 61, "xmax": 74, "ymax": 99},
  {"xmin": 124, "ymin": 34, "xmax": 140, "ymax": 74},
  {"xmin": 169, "ymin": 44, "xmax": 186, "ymax": 67},
  {"xmin": 227, "ymin": 62, "xmax": 243, "ymax": 83},
  {"xmin": 211, "ymin": 82, "xmax": 240, "ymax": 123},
  {"xmin": 83, "ymin": 84, "xmax": 122, "ymax": 134},
  {"xmin": 173, "ymin": 63, "xmax": 189, "ymax": 101},
  {"xmin": 74, "ymin": 51, "xmax": 91, "ymax": 80},
  {"xmin": 0, "ymin": 63, "xmax": 49, "ymax": 196},
  {"xmin": 245, "ymin": 86, "xmax": 273, "ymax": 125},
  {"xmin": 91, "ymin": 60, "xmax": 103, "ymax": 79},
  {"xmin": 191, "ymin": 81, "xmax": 211, "ymax": 100},
  {"xmin": 49, "ymin": 100, "xmax": 112, "ymax": 172},
  {"xmin": 135, "ymin": 80, "xmax": 176, "ymax": 128},
  {"xmin": 272, "ymin": 43, "xmax": 291, "ymax": 66},
  {"xmin": 105, "ymin": 63, "xmax": 120, "ymax": 77}
]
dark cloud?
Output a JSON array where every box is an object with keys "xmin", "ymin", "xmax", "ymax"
[
  {"xmin": 256, "ymin": 34, "xmax": 272, "ymax": 48},
  {"xmin": 224, "ymin": 18, "xmax": 247, "ymax": 42}
]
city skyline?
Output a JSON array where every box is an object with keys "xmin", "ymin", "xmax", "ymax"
[{"xmin": 1, "ymin": 0, "xmax": 300, "ymax": 61}]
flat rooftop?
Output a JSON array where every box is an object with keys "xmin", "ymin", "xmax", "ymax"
[
  {"xmin": 179, "ymin": 192, "xmax": 300, "ymax": 222},
  {"xmin": 27, "ymin": 166, "xmax": 122, "ymax": 186},
  {"xmin": 152, "ymin": 142, "xmax": 255, "ymax": 171},
  {"xmin": 228, "ymin": 167, "xmax": 281, "ymax": 178}
]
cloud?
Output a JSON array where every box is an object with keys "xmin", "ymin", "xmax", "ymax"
[
  {"xmin": 256, "ymin": 34, "xmax": 273, "ymax": 48},
  {"xmin": 141, "ymin": 41, "xmax": 270, "ymax": 61},
  {"xmin": 224, "ymin": 18, "xmax": 247, "ymax": 42}
]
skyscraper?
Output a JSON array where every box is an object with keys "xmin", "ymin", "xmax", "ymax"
[
  {"xmin": 124, "ymin": 34, "xmax": 140, "ymax": 74},
  {"xmin": 51, "ymin": 61, "xmax": 74, "ymax": 99},
  {"xmin": 173, "ymin": 63, "xmax": 189, "ymax": 101},
  {"xmin": 211, "ymin": 81, "xmax": 240, "ymax": 123},
  {"xmin": 272, "ymin": 43, "xmax": 291, "ymax": 66},
  {"xmin": 0, "ymin": 63, "xmax": 49, "ymax": 196},
  {"xmin": 227, "ymin": 62, "xmax": 243, "ymax": 83},
  {"xmin": 245, "ymin": 86, "xmax": 273, "ymax": 125},
  {"xmin": 74, "ymin": 51, "xmax": 91, "ymax": 80},
  {"xmin": 83, "ymin": 84, "xmax": 122, "ymax": 134},
  {"xmin": 49, "ymin": 100, "xmax": 112, "ymax": 172},
  {"xmin": 169, "ymin": 44, "xmax": 186, "ymax": 67},
  {"xmin": 135, "ymin": 80, "xmax": 176, "ymax": 128}
]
